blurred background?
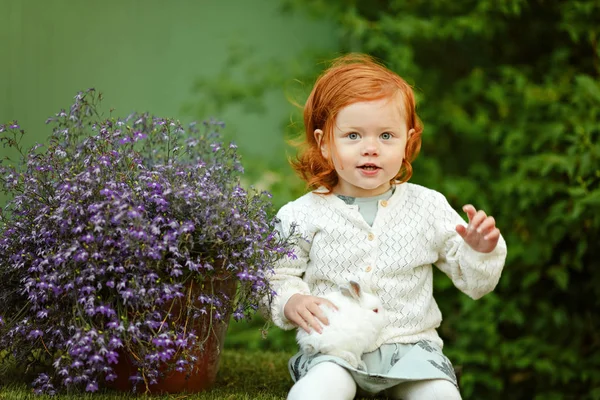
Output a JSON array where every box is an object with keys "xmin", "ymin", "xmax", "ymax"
[{"xmin": 1, "ymin": 1, "xmax": 599, "ymax": 399}]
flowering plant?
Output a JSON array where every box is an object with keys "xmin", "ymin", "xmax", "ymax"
[{"xmin": 0, "ymin": 89, "xmax": 291, "ymax": 395}]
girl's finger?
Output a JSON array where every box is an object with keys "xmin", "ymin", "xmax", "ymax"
[
  {"xmin": 469, "ymin": 210, "xmax": 488, "ymax": 231},
  {"xmin": 484, "ymin": 227, "xmax": 501, "ymax": 241},
  {"xmin": 317, "ymin": 298, "xmax": 338, "ymax": 310},
  {"xmin": 307, "ymin": 302, "xmax": 330, "ymax": 326},
  {"xmin": 476, "ymin": 216, "xmax": 496, "ymax": 234},
  {"xmin": 462, "ymin": 204, "xmax": 476, "ymax": 221},
  {"xmin": 292, "ymin": 311, "xmax": 311, "ymax": 333},
  {"xmin": 455, "ymin": 224, "xmax": 468, "ymax": 238},
  {"xmin": 299, "ymin": 309, "xmax": 323, "ymax": 334}
]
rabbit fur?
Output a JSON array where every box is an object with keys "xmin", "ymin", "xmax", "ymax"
[{"xmin": 295, "ymin": 280, "xmax": 386, "ymax": 370}]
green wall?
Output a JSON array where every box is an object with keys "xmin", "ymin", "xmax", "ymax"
[{"xmin": 0, "ymin": 0, "xmax": 336, "ymax": 204}]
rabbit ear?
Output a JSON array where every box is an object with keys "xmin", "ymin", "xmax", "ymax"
[{"xmin": 341, "ymin": 280, "xmax": 361, "ymax": 301}]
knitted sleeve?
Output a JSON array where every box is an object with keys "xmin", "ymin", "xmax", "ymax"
[
  {"xmin": 432, "ymin": 191, "xmax": 507, "ymax": 300},
  {"xmin": 266, "ymin": 202, "xmax": 312, "ymax": 330}
]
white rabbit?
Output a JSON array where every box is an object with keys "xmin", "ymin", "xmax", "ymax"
[{"xmin": 295, "ymin": 280, "xmax": 386, "ymax": 370}]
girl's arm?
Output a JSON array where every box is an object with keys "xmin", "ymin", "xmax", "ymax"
[
  {"xmin": 432, "ymin": 192, "xmax": 507, "ymax": 299},
  {"xmin": 266, "ymin": 206, "xmax": 313, "ymax": 330}
]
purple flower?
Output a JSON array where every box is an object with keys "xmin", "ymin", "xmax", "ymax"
[
  {"xmin": 80, "ymin": 286, "xmax": 95, "ymax": 295},
  {"xmin": 180, "ymin": 221, "xmax": 195, "ymax": 233},
  {"xmin": 169, "ymin": 268, "xmax": 183, "ymax": 277},
  {"xmin": 95, "ymin": 305, "xmax": 116, "ymax": 318},
  {"xmin": 81, "ymin": 233, "xmax": 94, "ymax": 243},
  {"xmin": 175, "ymin": 358, "xmax": 188, "ymax": 372},
  {"xmin": 99, "ymin": 188, "xmax": 114, "ymax": 197},
  {"xmin": 109, "ymin": 337, "xmax": 123, "ymax": 348},
  {"xmin": 106, "ymin": 351, "xmax": 119, "ymax": 365},
  {"xmin": 74, "ymin": 250, "xmax": 89, "ymax": 262},
  {"xmin": 28, "ymin": 329, "xmax": 43, "ymax": 339},
  {"xmin": 133, "ymin": 131, "xmax": 147, "ymax": 141},
  {"xmin": 85, "ymin": 381, "xmax": 98, "ymax": 392},
  {"xmin": 233, "ymin": 310, "xmax": 244, "ymax": 321},
  {"xmin": 186, "ymin": 260, "xmax": 199, "ymax": 272},
  {"xmin": 127, "ymin": 209, "xmax": 141, "ymax": 219},
  {"xmin": 158, "ymin": 349, "xmax": 174, "ymax": 362},
  {"xmin": 120, "ymin": 289, "xmax": 134, "ymax": 303},
  {"xmin": 237, "ymin": 269, "xmax": 253, "ymax": 281},
  {"xmin": 90, "ymin": 353, "xmax": 103, "ymax": 364},
  {"xmin": 0, "ymin": 89, "xmax": 293, "ymax": 395}
]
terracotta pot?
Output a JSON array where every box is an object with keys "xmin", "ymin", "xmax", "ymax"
[{"xmin": 110, "ymin": 277, "xmax": 237, "ymax": 394}]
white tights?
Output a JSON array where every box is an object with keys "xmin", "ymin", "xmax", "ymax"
[
  {"xmin": 286, "ymin": 362, "xmax": 462, "ymax": 400},
  {"xmin": 386, "ymin": 378, "xmax": 462, "ymax": 400},
  {"xmin": 287, "ymin": 362, "xmax": 356, "ymax": 400}
]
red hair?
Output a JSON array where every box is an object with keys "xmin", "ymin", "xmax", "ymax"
[{"xmin": 291, "ymin": 53, "xmax": 423, "ymax": 193}]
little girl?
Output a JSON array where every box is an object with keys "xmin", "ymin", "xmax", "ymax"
[{"xmin": 267, "ymin": 54, "xmax": 507, "ymax": 400}]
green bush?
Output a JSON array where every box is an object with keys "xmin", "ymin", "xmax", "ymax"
[{"xmin": 190, "ymin": 1, "xmax": 600, "ymax": 398}]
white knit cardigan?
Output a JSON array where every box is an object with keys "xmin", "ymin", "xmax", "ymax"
[{"xmin": 268, "ymin": 182, "xmax": 507, "ymax": 352}]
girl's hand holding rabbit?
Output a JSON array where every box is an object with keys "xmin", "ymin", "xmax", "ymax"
[
  {"xmin": 456, "ymin": 204, "xmax": 502, "ymax": 254},
  {"xmin": 284, "ymin": 294, "xmax": 338, "ymax": 334},
  {"xmin": 292, "ymin": 281, "xmax": 386, "ymax": 370}
]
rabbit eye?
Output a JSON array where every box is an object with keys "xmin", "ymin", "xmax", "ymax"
[{"xmin": 373, "ymin": 308, "xmax": 379, "ymax": 313}]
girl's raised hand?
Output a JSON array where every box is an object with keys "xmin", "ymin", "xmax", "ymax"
[
  {"xmin": 456, "ymin": 204, "xmax": 501, "ymax": 253},
  {"xmin": 284, "ymin": 293, "xmax": 338, "ymax": 334}
]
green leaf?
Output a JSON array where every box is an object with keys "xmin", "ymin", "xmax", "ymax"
[
  {"xmin": 576, "ymin": 74, "xmax": 600, "ymax": 103},
  {"xmin": 579, "ymin": 189, "xmax": 600, "ymax": 206},
  {"xmin": 547, "ymin": 266, "xmax": 569, "ymax": 291},
  {"xmin": 521, "ymin": 270, "xmax": 541, "ymax": 289}
]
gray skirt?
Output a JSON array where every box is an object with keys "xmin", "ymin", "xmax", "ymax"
[{"xmin": 288, "ymin": 340, "xmax": 458, "ymax": 395}]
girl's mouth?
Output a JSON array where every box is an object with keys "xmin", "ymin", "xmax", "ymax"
[{"xmin": 359, "ymin": 165, "xmax": 380, "ymax": 171}]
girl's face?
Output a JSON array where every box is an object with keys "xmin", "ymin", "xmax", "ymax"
[{"xmin": 315, "ymin": 96, "xmax": 414, "ymax": 197}]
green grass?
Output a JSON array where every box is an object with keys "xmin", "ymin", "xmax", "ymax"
[
  {"xmin": 0, "ymin": 349, "xmax": 293, "ymax": 399},
  {"xmin": 0, "ymin": 349, "xmax": 386, "ymax": 399}
]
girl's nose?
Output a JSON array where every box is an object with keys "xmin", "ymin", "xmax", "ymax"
[{"xmin": 361, "ymin": 138, "xmax": 379, "ymax": 156}]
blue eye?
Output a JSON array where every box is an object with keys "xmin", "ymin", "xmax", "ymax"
[
  {"xmin": 381, "ymin": 132, "xmax": 392, "ymax": 140},
  {"xmin": 348, "ymin": 132, "xmax": 360, "ymax": 140}
]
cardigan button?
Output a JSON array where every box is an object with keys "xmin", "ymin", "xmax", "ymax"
[
  {"xmin": 365, "ymin": 266, "xmax": 373, "ymax": 272},
  {"xmin": 368, "ymin": 233, "xmax": 375, "ymax": 241},
  {"xmin": 380, "ymin": 200, "xmax": 388, "ymax": 207}
]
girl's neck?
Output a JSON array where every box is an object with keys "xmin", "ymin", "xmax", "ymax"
[
  {"xmin": 332, "ymin": 183, "xmax": 393, "ymax": 198},
  {"xmin": 335, "ymin": 185, "xmax": 394, "ymax": 201}
]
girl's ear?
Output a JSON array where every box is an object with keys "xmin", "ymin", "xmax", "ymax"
[
  {"xmin": 407, "ymin": 128, "xmax": 415, "ymax": 140},
  {"xmin": 314, "ymin": 129, "xmax": 329, "ymax": 159}
]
